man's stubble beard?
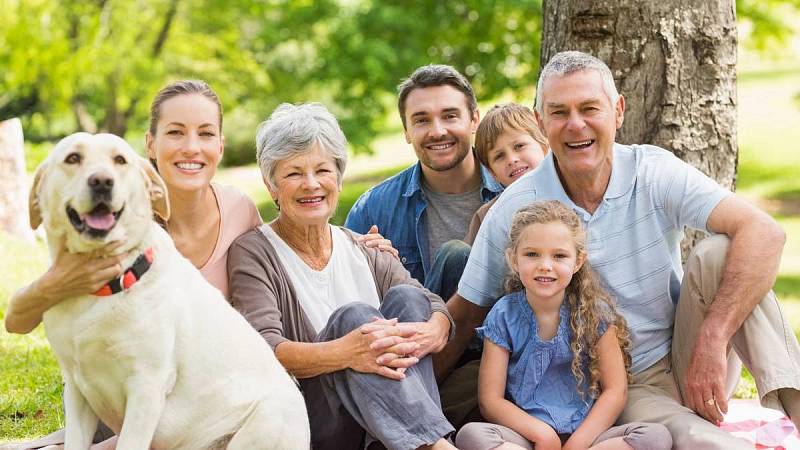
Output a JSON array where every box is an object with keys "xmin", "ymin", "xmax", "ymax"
[{"xmin": 417, "ymin": 139, "xmax": 472, "ymax": 173}]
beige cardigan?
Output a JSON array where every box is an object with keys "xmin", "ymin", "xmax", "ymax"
[{"xmin": 227, "ymin": 225, "xmax": 455, "ymax": 350}]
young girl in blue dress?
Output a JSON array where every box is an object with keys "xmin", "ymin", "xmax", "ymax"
[{"xmin": 456, "ymin": 201, "xmax": 672, "ymax": 450}]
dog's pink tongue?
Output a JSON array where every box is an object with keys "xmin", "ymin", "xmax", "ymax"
[{"xmin": 84, "ymin": 212, "xmax": 116, "ymax": 230}]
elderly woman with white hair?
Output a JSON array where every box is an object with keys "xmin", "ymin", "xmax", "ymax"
[{"xmin": 227, "ymin": 103, "xmax": 457, "ymax": 450}]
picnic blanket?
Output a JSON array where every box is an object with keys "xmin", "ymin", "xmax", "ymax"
[
  {"xmin": 2, "ymin": 399, "xmax": 797, "ymax": 449},
  {"xmin": 722, "ymin": 399, "xmax": 800, "ymax": 449}
]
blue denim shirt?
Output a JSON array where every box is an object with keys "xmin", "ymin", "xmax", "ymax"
[
  {"xmin": 477, "ymin": 290, "xmax": 608, "ymax": 434},
  {"xmin": 345, "ymin": 161, "xmax": 502, "ymax": 284}
]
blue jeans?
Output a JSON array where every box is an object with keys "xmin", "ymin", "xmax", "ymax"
[
  {"xmin": 423, "ymin": 240, "xmax": 471, "ymax": 301},
  {"xmin": 300, "ymin": 285, "xmax": 455, "ymax": 450},
  {"xmin": 424, "ymin": 241, "xmax": 487, "ymax": 429}
]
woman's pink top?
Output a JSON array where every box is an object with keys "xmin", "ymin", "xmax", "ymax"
[{"xmin": 199, "ymin": 183, "xmax": 262, "ymax": 298}]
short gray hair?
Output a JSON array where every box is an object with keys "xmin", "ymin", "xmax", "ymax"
[
  {"xmin": 535, "ymin": 51, "xmax": 620, "ymax": 115},
  {"xmin": 256, "ymin": 103, "xmax": 348, "ymax": 190}
]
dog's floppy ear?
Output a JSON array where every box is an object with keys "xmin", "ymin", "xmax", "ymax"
[
  {"xmin": 28, "ymin": 162, "xmax": 49, "ymax": 229},
  {"xmin": 137, "ymin": 156, "xmax": 170, "ymax": 222}
]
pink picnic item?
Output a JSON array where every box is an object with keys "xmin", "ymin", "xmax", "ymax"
[{"xmin": 721, "ymin": 399, "xmax": 800, "ymax": 449}]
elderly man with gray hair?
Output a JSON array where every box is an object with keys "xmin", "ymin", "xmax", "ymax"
[
  {"xmin": 438, "ymin": 51, "xmax": 800, "ymax": 449},
  {"xmin": 227, "ymin": 102, "xmax": 457, "ymax": 450}
]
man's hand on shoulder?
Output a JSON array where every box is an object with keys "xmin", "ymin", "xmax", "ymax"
[{"xmin": 357, "ymin": 224, "xmax": 399, "ymax": 259}]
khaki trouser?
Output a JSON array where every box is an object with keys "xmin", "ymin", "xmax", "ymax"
[
  {"xmin": 620, "ymin": 234, "xmax": 800, "ymax": 450},
  {"xmin": 439, "ymin": 359, "xmax": 481, "ymax": 429}
]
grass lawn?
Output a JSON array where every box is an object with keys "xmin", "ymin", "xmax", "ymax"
[
  {"xmin": 0, "ymin": 234, "xmax": 64, "ymax": 440},
  {"xmin": 2, "ymin": 69, "xmax": 800, "ymax": 442}
]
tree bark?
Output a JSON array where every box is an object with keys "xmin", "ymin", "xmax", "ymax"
[
  {"xmin": 541, "ymin": 0, "xmax": 737, "ymax": 254},
  {"xmin": 0, "ymin": 118, "xmax": 36, "ymax": 241}
]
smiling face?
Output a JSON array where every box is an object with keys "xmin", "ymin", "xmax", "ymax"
[
  {"xmin": 268, "ymin": 145, "xmax": 341, "ymax": 227},
  {"xmin": 507, "ymin": 221, "xmax": 584, "ymax": 305},
  {"xmin": 535, "ymin": 70, "xmax": 624, "ymax": 183},
  {"xmin": 146, "ymin": 94, "xmax": 223, "ymax": 194},
  {"xmin": 30, "ymin": 133, "xmax": 167, "ymax": 253},
  {"xmin": 486, "ymin": 128, "xmax": 547, "ymax": 187},
  {"xmin": 403, "ymin": 85, "xmax": 479, "ymax": 173}
]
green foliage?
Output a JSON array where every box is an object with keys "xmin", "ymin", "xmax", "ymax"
[
  {"xmin": 0, "ymin": 0, "xmax": 276, "ymax": 146},
  {"xmin": 1, "ymin": 0, "xmax": 796, "ymax": 163},
  {"xmin": 775, "ymin": 274, "xmax": 800, "ymax": 299},
  {"xmin": 24, "ymin": 141, "xmax": 53, "ymax": 173},
  {"xmin": 737, "ymin": 71, "xmax": 800, "ymax": 208},
  {"xmin": 737, "ymin": 0, "xmax": 800, "ymax": 52},
  {"xmin": 1, "ymin": 0, "xmax": 542, "ymax": 162},
  {"xmin": 220, "ymin": 106, "xmax": 262, "ymax": 167},
  {"xmin": 311, "ymin": 0, "xmax": 542, "ymax": 152}
]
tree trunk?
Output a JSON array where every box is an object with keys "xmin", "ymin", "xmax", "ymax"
[
  {"xmin": 541, "ymin": 0, "xmax": 737, "ymax": 254},
  {"xmin": 0, "ymin": 118, "xmax": 36, "ymax": 241}
]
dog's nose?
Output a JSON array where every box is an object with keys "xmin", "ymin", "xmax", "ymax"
[{"xmin": 88, "ymin": 172, "xmax": 114, "ymax": 193}]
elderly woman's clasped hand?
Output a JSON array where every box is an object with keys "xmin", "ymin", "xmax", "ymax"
[
  {"xmin": 363, "ymin": 313, "xmax": 450, "ymax": 354},
  {"xmin": 339, "ymin": 317, "xmax": 421, "ymax": 380}
]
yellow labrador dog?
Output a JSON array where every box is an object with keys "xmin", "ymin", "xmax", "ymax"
[{"xmin": 29, "ymin": 133, "xmax": 309, "ymax": 450}]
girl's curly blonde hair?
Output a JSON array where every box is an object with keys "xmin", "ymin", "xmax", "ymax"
[{"xmin": 505, "ymin": 200, "xmax": 632, "ymax": 398}]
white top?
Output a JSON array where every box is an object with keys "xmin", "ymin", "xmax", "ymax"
[{"xmin": 260, "ymin": 224, "xmax": 381, "ymax": 332}]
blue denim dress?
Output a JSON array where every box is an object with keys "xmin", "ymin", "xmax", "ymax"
[{"xmin": 477, "ymin": 290, "xmax": 607, "ymax": 434}]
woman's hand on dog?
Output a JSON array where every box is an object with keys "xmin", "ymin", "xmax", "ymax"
[
  {"xmin": 362, "ymin": 314, "xmax": 450, "ymax": 360},
  {"xmin": 6, "ymin": 240, "xmax": 131, "ymax": 334},
  {"xmin": 43, "ymin": 240, "xmax": 131, "ymax": 299}
]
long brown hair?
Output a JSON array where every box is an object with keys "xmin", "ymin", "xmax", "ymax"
[{"xmin": 505, "ymin": 200, "xmax": 632, "ymax": 398}]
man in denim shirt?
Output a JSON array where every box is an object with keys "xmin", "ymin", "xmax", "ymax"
[
  {"xmin": 345, "ymin": 64, "xmax": 502, "ymax": 301},
  {"xmin": 346, "ymin": 65, "xmax": 502, "ymax": 428}
]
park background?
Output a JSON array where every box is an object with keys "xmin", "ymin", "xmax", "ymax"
[{"xmin": 1, "ymin": 0, "xmax": 800, "ymax": 442}]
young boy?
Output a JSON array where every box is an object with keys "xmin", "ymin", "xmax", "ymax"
[{"xmin": 464, "ymin": 103, "xmax": 549, "ymax": 244}]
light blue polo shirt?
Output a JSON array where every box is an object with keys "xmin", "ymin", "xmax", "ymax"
[{"xmin": 458, "ymin": 144, "xmax": 732, "ymax": 374}]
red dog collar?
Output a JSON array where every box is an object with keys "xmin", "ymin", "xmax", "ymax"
[{"xmin": 93, "ymin": 248, "xmax": 155, "ymax": 297}]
